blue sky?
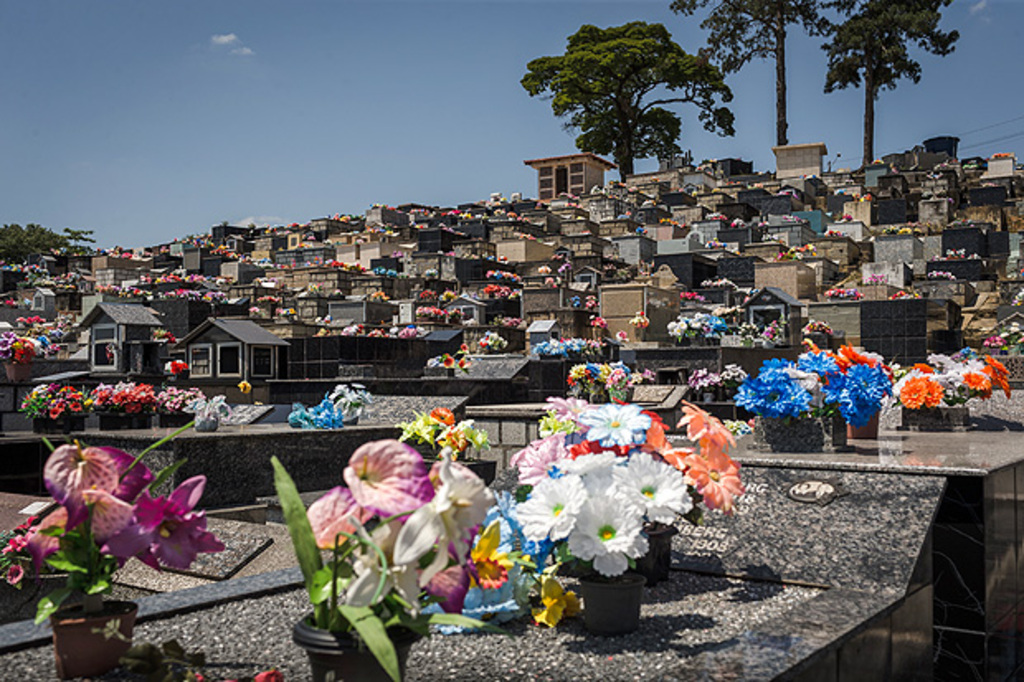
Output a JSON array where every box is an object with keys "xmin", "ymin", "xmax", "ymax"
[{"xmin": 0, "ymin": 0, "xmax": 1017, "ymax": 248}]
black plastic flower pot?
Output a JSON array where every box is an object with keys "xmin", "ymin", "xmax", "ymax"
[
  {"xmin": 97, "ymin": 413, "xmax": 151, "ymax": 431},
  {"xmin": 634, "ymin": 524, "xmax": 678, "ymax": 586},
  {"xmin": 33, "ymin": 416, "xmax": 86, "ymax": 435},
  {"xmin": 293, "ymin": 618, "xmax": 420, "ymax": 682},
  {"xmin": 578, "ymin": 573, "xmax": 646, "ymax": 636},
  {"xmin": 157, "ymin": 412, "xmax": 194, "ymax": 429}
]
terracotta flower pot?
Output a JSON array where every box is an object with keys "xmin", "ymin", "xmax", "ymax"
[
  {"xmin": 293, "ymin": 618, "xmax": 420, "ymax": 682},
  {"xmin": 4, "ymin": 361, "xmax": 31, "ymax": 382},
  {"xmin": 51, "ymin": 600, "xmax": 137, "ymax": 679},
  {"xmin": 847, "ymin": 412, "xmax": 880, "ymax": 439},
  {"xmin": 578, "ymin": 573, "xmax": 646, "ymax": 636}
]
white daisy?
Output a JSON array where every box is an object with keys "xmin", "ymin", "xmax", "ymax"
[
  {"xmin": 560, "ymin": 452, "xmax": 620, "ymax": 477},
  {"xmin": 567, "ymin": 496, "xmax": 648, "ymax": 577},
  {"xmin": 613, "ymin": 453, "xmax": 692, "ymax": 524},
  {"xmin": 517, "ymin": 474, "xmax": 586, "ymax": 542}
]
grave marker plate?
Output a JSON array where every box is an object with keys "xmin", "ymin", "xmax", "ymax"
[
  {"xmin": 671, "ymin": 466, "xmax": 945, "ymax": 591},
  {"xmin": 225, "ymin": 405, "xmax": 274, "ymax": 425}
]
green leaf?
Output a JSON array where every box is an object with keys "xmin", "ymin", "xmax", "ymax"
[
  {"xmin": 85, "ymin": 577, "xmax": 111, "ymax": 595},
  {"xmin": 423, "ymin": 612, "xmax": 505, "ymax": 634},
  {"xmin": 337, "ymin": 605, "xmax": 400, "ymax": 682},
  {"xmin": 514, "ymin": 485, "xmax": 533, "ymax": 503},
  {"xmin": 148, "ymin": 458, "xmax": 187, "ymax": 494},
  {"xmin": 41, "ymin": 436, "xmax": 55, "ymax": 453},
  {"xmin": 161, "ymin": 639, "xmax": 185, "ymax": 660},
  {"xmin": 35, "ymin": 587, "xmax": 72, "ymax": 624},
  {"xmin": 270, "ymin": 457, "xmax": 323, "ymax": 602},
  {"xmin": 44, "ymin": 556, "xmax": 88, "ymax": 573},
  {"xmin": 310, "ymin": 565, "xmax": 347, "ymax": 605},
  {"xmin": 118, "ymin": 642, "xmax": 164, "ymax": 673}
]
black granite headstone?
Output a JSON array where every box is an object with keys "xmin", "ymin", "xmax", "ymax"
[
  {"xmin": 969, "ymin": 186, "xmax": 1007, "ymax": 207},
  {"xmin": 941, "ymin": 228, "xmax": 987, "ymax": 258},
  {"xmin": 876, "ymin": 198, "xmax": 908, "ymax": 225},
  {"xmin": 672, "ymin": 466, "xmax": 945, "ymax": 590}
]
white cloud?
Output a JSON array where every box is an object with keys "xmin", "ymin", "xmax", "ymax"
[
  {"xmin": 210, "ymin": 33, "xmax": 240, "ymax": 46},
  {"xmin": 970, "ymin": 0, "xmax": 988, "ymax": 15},
  {"xmin": 236, "ymin": 216, "xmax": 285, "ymax": 227},
  {"xmin": 230, "ymin": 46, "xmax": 255, "ymax": 56}
]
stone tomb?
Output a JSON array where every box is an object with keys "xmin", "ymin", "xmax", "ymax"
[{"xmin": 672, "ymin": 464, "xmax": 942, "ymax": 680}]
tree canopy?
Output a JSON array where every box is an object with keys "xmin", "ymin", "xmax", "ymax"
[
  {"xmin": 521, "ymin": 22, "xmax": 734, "ymax": 179},
  {"xmin": 0, "ymin": 224, "xmax": 70, "ymax": 263},
  {"xmin": 822, "ymin": 0, "xmax": 958, "ymax": 166},
  {"xmin": 671, "ymin": 0, "xmax": 828, "ymax": 147}
]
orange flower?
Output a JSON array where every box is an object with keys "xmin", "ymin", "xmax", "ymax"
[
  {"xmin": 900, "ymin": 376, "xmax": 944, "ymax": 409},
  {"xmin": 682, "ymin": 450, "xmax": 745, "ymax": 514},
  {"xmin": 677, "ymin": 402, "xmax": 735, "ymax": 453},
  {"xmin": 963, "ymin": 372, "xmax": 991, "ymax": 395},
  {"xmin": 837, "ymin": 344, "xmax": 877, "ymax": 369},
  {"xmin": 913, "ymin": 363, "xmax": 934, "ymax": 374},
  {"xmin": 430, "ymin": 407, "xmax": 455, "ymax": 425},
  {"xmin": 983, "ymin": 356, "xmax": 1011, "ymax": 399}
]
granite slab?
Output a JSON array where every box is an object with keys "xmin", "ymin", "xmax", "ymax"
[
  {"xmin": 223, "ymin": 404, "xmax": 274, "ymax": 425},
  {"xmin": 172, "ymin": 519, "xmax": 274, "ymax": 580},
  {"xmin": 461, "ymin": 356, "xmax": 529, "ymax": 381},
  {"xmin": 673, "ymin": 467, "xmax": 945, "ymax": 592},
  {"xmin": 361, "ymin": 395, "xmax": 469, "ymax": 425}
]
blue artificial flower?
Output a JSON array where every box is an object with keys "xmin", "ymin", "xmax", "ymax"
[
  {"xmin": 734, "ymin": 359, "xmax": 811, "ymax": 419},
  {"xmin": 798, "ymin": 351, "xmax": 840, "ymax": 377},
  {"xmin": 823, "ymin": 364, "xmax": 891, "ymax": 427}
]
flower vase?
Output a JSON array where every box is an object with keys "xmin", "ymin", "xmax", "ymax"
[
  {"xmin": 578, "ymin": 573, "xmax": 646, "ymax": 635},
  {"xmin": 634, "ymin": 524, "xmax": 677, "ymax": 586},
  {"xmin": 901, "ymin": 406, "xmax": 971, "ymax": 432},
  {"xmin": 847, "ymin": 412, "xmax": 880, "ymax": 439},
  {"xmin": 751, "ymin": 415, "xmax": 849, "ymax": 453},
  {"xmin": 51, "ymin": 600, "xmax": 137, "ymax": 679},
  {"xmin": 4, "ymin": 361, "xmax": 31, "ymax": 382},
  {"xmin": 292, "ymin": 619, "xmax": 420, "ymax": 682},
  {"xmin": 98, "ymin": 413, "xmax": 151, "ymax": 431},
  {"xmin": 194, "ymin": 417, "xmax": 220, "ymax": 433},
  {"xmin": 342, "ymin": 414, "xmax": 360, "ymax": 426},
  {"xmin": 33, "ymin": 415, "xmax": 86, "ymax": 435}
]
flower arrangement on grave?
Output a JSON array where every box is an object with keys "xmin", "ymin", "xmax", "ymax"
[
  {"xmin": 419, "ymin": 289, "xmax": 438, "ymax": 301},
  {"xmin": 20, "ymin": 438, "xmax": 223, "ymax": 678},
  {"xmin": 989, "ymin": 322, "xmax": 1023, "ymax": 353},
  {"xmin": 802, "ymin": 320, "xmax": 834, "ymax": 336},
  {"xmin": 478, "ymin": 330, "xmax": 508, "ymax": 353},
  {"xmin": 735, "ymin": 345, "xmax": 893, "ymax": 429},
  {"xmin": 329, "ymin": 383, "xmax": 373, "ymax": 422},
  {"xmin": 532, "ymin": 337, "xmax": 605, "ymax": 358},
  {"xmin": 704, "ymin": 239, "xmax": 726, "ymax": 249},
  {"xmin": 369, "ymin": 290, "xmax": 390, "ymax": 302},
  {"xmin": 775, "ymin": 244, "xmax": 816, "ymax": 262},
  {"xmin": 341, "ymin": 323, "xmax": 365, "ymax": 336},
  {"xmin": 1, "ymin": 515, "xmax": 36, "ymax": 589},
  {"xmin": 396, "ymin": 324, "xmax": 423, "ymax": 340},
  {"xmin": 933, "ymin": 248, "xmax": 977, "ymax": 261},
  {"xmin": 567, "ymin": 362, "xmax": 648, "ymax": 403},
  {"xmin": 486, "ymin": 270, "xmax": 522, "ymax": 285},
  {"xmin": 423, "ymin": 268, "xmax": 440, "ymax": 278},
  {"xmin": 184, "ymin": 395, "xmax": 233, "ymax": 432},
  {"xmin": 824, "ymin": 229, "xmax": 845, "ymax": 237},
  {"xmin": 688, "ymin": 369, "xmax": 722, "ymax": 399},
  {"xmin": 156, "ymin": 387, "xmax": 205, "ymax": 414},
  {"xmin": 892, "ymin": 352, "xmax": 1010, "ymax": 410},
  {"xmin": 701, "ymin": 277, "xmax": 738, "ymax": 289},
  {"xmin": 1014, "ymin": 289, "xmax": 1024, "ymax": 307},
  {"xmin": 927, "ymin": 270, "xmax": 956, "ymax": 281},
  {"xmin": 289, "ymin": 392, "xmax": 347, "ymax": 430},
  {"xmin": 589, "ymin": 315, "xmax": 608, "ymax": 329},
  {"xmin": 20, "ymin": 384, "xmax": 87, "ymax": 420},
  {"xmin": 495, "ymin": 400, "xmax": 743, "ymax": 633},
  {"xmin": 165, "ymin": 359, "xmax": 189, "ymax": 376},
  {"xmin": 0, "ymin": 331, "xmax": 36, "ymax": 365},
  {"xmin": 667, "ymin": 312, "xmax": 728, "ymax": 342},
  {"xmin": 271, "ymin": 441, "xmax": 497, "ymax": 682},
  {"xmin": 492, "ymin": 315, "xmax": 523, "ymax": 329},
  {"xmin": 824, "ymin": 287, "xmax": 863, "ymax": 301},
  {"xmin": 427, "ymin": 343, "xmax": 472, "ymax": 373},
  {"xmin": 736, "ymin": 322, "xmax": 760, "ymax": 346},
  {"xmin": 398, "ymin": 408, "xmax": 490, "ymax": 462},
  {"xmin": 890, "ymin": 291, "xmax": 921, "ymax": 300},
  {"xmin": 628, "ymin": 311, "xmax": 649, "ymax": 329},
  {"xmin": 861, "ymin": 274, "xmax": 888, "ymax": 286},
  {"xmin": 881, "ymin": 225, "xmax": 915, "ymax": 235},
  {"xmin": 415, "ymin": 305, "xmax": 448, "ymax": 322},
  {"xmin": 760, "ymin": 319, "xmax": 787, "ymax": 345},
  {"xmin": 983, "ymin": 334, "xmax": 1008, "ymax": 351},
  {"xmin": 680, "ymin": 291, "xmax": 708, "ymax": 303},
  {"xmin": 720, "ymin": 364, "xmax": 748, "ymax": 391},
  {"xmin": 89, "ymin": 382, "xmax": 158, "ymax": 415}
]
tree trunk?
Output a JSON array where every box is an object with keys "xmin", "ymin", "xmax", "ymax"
[
  {"xmin": 774, "ymin": 6, "xmax": 788, "ymax": 147},
  {"xmin": 863, "ymin": 57, "xmax": 875, "ymax": 167}
]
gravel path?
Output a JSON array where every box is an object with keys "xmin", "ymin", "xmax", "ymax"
[{"xmin": 3, "ymin": 572, "xmax": 821, "ymax": 681}]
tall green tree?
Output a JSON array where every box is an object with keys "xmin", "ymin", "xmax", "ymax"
[
  {"xmin": 0, "ymin": 224, "xmax": 69, "ymax": 263},
  {"xmin": 671, "ymin": 0, "xmax": 828, "ymax": 147},
  {"xmin": 521, "ymin": 22, "xmax": 735, "ymax": 179},
  {"xmin": 822, "ymin": 0, "xmax": 958, "ymax": 166},
  {"xmin": 62, "ymin": 228, "xmax": 97, "ymax": 255}
]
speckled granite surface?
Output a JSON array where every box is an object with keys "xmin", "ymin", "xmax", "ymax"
[
  {"xmin": 2, "ymin": 572, "xmax": 867, "ymax": 681},
  {"xmin": 672, "ymin": 467, "xmax": 944, "ymax": 591}
]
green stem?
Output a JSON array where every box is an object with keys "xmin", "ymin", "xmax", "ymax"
[{"xmin": 330, "ymin": 538, "xmax": 339, "ymax": 630}]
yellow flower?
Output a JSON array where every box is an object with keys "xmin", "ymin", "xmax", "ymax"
[
  {"xmin": 532, "ymin": 575, "xmax": 581, "ymax": 628},
  {"xmin": 470, "ymin": 521, "xmax": 514, "ymax": 589},
  {"xmin": 237, "ymin": 380, "xmax": 252, "ymax": 394}
]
